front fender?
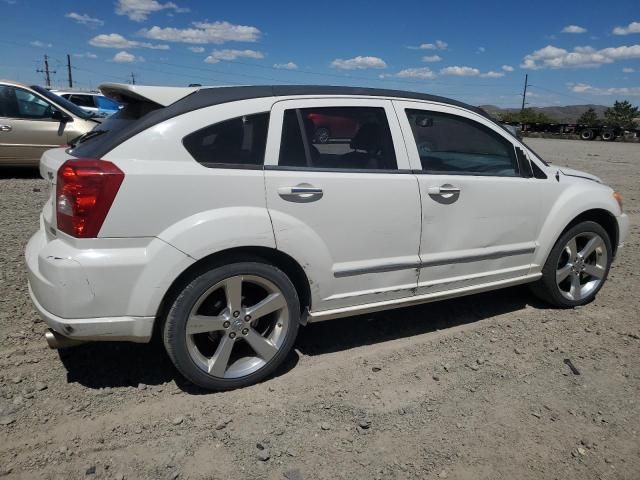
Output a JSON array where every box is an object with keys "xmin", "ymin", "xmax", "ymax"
[{"xmin": 533, "ymin": 181, "xmax": 619, "ymax": 269}]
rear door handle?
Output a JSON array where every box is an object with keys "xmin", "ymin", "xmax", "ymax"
[
  {"xmin": 277, "ymin": 184, "xmax": 323, "ymax": 203},
  {"xmin": 0, "ymin": 125, "xmax": 12, "ymax": 132},
  {"xmin": 427, "ymin": 184, "xmax": 461, "ymax": 195}
]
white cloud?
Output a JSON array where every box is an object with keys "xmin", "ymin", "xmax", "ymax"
[
  {"xmin": 480, "ymin": 71, "xmax": 504, "ymax": 78},
  {"xmin": 477, "ymin": 47, "xmax": 486, "ymax": 53},
  {"xmin": 188, "ymin": 46, "xmax": 204, "ymax": 53},
  {"xmin": 273, "ymin": 62, "xmax": 298, "ymax": 70},
  {"xmin": 411, "ymin": 40, "xmax": 447, "ymax": 50},
  {"xmin": 571, "ymin": 82, "xmax": 640, "ymax": 96},
  {"xmin": 421, "ymin": 55, "xmax": 442, "ymax": 62},
  {"xmin": 521, "ymin": 44, "xmax": 640, "ymax": 69},
  {"xmin": 30, "ymin": 40, "xmax": 52, "ymax": 48},
  {"xmin": 440, "ymin": 66, "xmax": 480, "ymax": 76},
  {"xmin": 65, "ymin": 12, "xmax": 104, "ymax": 27},
  {"xmin": 623, "ymin": 67, "xmax": 635, "ymax": 73},
  {"xmin": 89, "ymin": 33, "xmax": 169, "ymax": 50},
  {"xmin": 112, "ymin": 51, "xmax": 141, "ymax": 63},
  {"xmin": 392, "ymin": 67, "xmax": 436, "ymax": 79},
  {"xmin": 501, "ymin": 65, "xmax": 514, "ymax": 72},
  {"xmin": 115, "ymin": 0, "xmax": 189, "ymax": 22},
  {"xmin": 204, "ymin": 49, "xmax": 263, "ymax": 63},
  {"xmin": 613, "ymin": 21, "xmax": 640, "ymax": 35},
  {"xmin": 331, "ymin": 56, "xmax": 387, "ymax": 70},
  {"xmin": 73, "ymin": 52, "xmax": 98, "ymax": 59},
  {"xmin": 139, "ymin": 21, "xmax": 261, "ymax": 44},
  {"xmin": 562, "ymin": 25, "xmax": 587, "ymax": 34}
]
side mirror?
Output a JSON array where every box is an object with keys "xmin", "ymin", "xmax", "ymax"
[
  {"xmin": 51, "ymin": 110, "xmax": 72, "ymax": 123},
  {"xmin": 415, "ymin": 116, "xmax": 434, "ymax": 128}
]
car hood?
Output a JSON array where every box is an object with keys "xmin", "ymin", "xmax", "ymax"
[{"xmin": 559, "ymin": 167, "xmax": 602, "ymax": 183}]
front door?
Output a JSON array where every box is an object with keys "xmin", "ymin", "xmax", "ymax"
[
  {"xmin": 395, "ymin": 100, "xmax": 543, "ymax": 295},
  {"xmin": 264, "ymin": 98, "xmax": 422, "ymax": 312}
]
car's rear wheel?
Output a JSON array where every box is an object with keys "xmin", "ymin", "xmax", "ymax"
[
  {"xmin": 531, "ymin": 221, "xmax": 612, "ymax": 307},
  {"xmin": 163, "ymin": 262, "xmax": 300, "ymax": 390}
]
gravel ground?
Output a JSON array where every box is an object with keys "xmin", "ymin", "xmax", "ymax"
[{"xmin": 0, "ymin": 138, "xmax": 638, "ymax": 480}]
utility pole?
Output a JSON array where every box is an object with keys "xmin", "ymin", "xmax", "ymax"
[
  {"xmin": 130, "ymin": 73, "xmax": 136, "ymax": 85},
  {"xmin": 36, "ymin": 55, "xmax": 56, "ymax": 88},
  {"xmin": 66, "ymin": 54, "xmax": 73, "ymax": 89},
  {"xmin": 520, "ymin": 74, "xmax": 529, "ymax": 112}
]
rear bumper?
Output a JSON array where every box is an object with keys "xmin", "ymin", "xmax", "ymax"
[
  {"xmin": 29, "ymin": 283, "xmax": 154, "ymax": 342},
  {"xmin": 25, "ymin": 219, "xmax": 194, "ymax": 342}
]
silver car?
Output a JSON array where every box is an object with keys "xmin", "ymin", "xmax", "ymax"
[{"xmin": 0, "ymin": 80, "xmax": 99, "ymax": 166}]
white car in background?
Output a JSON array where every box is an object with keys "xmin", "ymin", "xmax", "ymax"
[
  {"xmin": 52, "ymin": 91, "xmax": 121, "ymax": 117},
  {"xmin": 25, "ymin": 84, "xmax": 629, "ymax": 391}
]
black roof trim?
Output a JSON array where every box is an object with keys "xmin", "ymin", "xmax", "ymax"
[{"xmin": 71, "ymin": 85, "xmax": 496, "ymax": 159}]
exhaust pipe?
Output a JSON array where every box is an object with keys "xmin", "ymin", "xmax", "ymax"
[{"xmin": 45, "ymin": 329, "xmax": 86, "ymax": 349}]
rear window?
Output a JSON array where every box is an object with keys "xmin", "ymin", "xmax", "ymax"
[
  {"xmin": 182, "ymin": 113, "xmax": 269, "ymax": 168},
  {"xmin": 68, "ymin": 100, "xmax": 161, "ymax": 157}
]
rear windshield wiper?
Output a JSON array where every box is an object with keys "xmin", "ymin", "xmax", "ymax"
[{"xmin": 68, "ymin": 130, "xmax": 107, "ymax": 148}]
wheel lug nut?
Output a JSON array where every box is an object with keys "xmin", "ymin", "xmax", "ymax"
[
  {"xmin": 233, "ymin": 311, "xmax": 240, "ymax": 318},
  {"xmin": 242, "ymin": 328, "xmax": 249, "ymax": 335},
  {"xmin": 223, "ymin": 321, "xmax": 230, "ymax": 328},
  {"xmin": 229, "ymin": 332, "xmax": 236, "ymax": 339},
  {"xmin": 244, "ymin": 315, "xmax": 251, "ymax": 322}
]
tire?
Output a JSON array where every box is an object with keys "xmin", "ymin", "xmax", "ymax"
[
  {"xmin": 580, "ymin": 129, "xmax": 595, "ymax": 141},
  {"xmin": 313, "ymin": 127, "xmax": 330, "ymax": 144},
  {"xmin": 601, "ymin": 130, "xmax": 615, "ymax": 142},
  {"xmin": 530, "ymin": 221, "xmax": 612, "ymax": 308},
  {"xmin": 163, "ymin": 262, "xmax": 300, "ymax": 391}
]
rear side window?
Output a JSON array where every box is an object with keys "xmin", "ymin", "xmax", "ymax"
[
  {"xmin": 405, "ymin": 109, "xmax": 518, "ymax": 177},
  {"xmin": 95, "ymin": 96, "xmax": 120, "ymax": 110},
  {"xmin": 279, "ymin": 107, "xmax": 397, "ymax": 171},
  {"xmin": 183, "ymin": 113, "xmax": 269, "ymax": 168}
]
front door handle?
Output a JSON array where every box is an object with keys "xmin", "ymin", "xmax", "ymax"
[
  {"xmin": 427, "ymin": 184, "xmax": 461, "ymax": 195},
  {"xmin": 0, "ymin": 125, "xmax": 12, "ymax": 132},
  {"xmin": 277, "ymin": 184, "xmax": 323, "ymax": 203}
]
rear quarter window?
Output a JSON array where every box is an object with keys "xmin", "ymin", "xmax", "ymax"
[{"xmin": 182, "ymin": 112, "xmax": 270, "ymax": 168}]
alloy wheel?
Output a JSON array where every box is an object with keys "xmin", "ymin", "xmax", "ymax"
[
  {"xmin": 185, "ymin": 275, "xmax": 290, "ymax": 379},
  {"xmin": 556, "ymin": 232, "xmax": 608, "ymax": 301}
]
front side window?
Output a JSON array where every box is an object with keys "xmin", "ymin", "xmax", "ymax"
[
  {"xmin": 183, "ymin": 112, "xmax": 269, "ymax": 168},
  {"xmin": 279, "ymin": 106, "xmax": 397, "ymax": 170},
  {"xmin": 0, "ymin": 85, "xmax": 55, "ymax": 120},
  {"xmin": 405, "ymin": 109, "xmax": 518, "ymax": 177}
]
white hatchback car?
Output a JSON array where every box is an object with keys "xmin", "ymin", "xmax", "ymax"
[{"xmin": 26, "ymin": 84, "xmax": 629, "ymax": 390}]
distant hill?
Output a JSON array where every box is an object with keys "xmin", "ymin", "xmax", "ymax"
[{"xmin": 479, "ymin": 104, "xmax": 609, "ymax": 123}]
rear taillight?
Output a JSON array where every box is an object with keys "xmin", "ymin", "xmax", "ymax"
[{"xmin": 56, "ymin": 159, "xmax": 124, "ymax": 238}]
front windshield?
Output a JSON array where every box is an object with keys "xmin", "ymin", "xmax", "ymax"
[{"xmin": 31, "ymin": 85, "xmax": 95, "ymax": 120}]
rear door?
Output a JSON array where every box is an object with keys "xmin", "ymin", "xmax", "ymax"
[
  {"xmin": 395, "ymin": 100, "xmax": 543, "ymax": 294},
  {"xmin": 0, "ymin": 85, "xmax": 68, "ymax": 164},
  {"xmin": 264, "ymin": 98, "xmax": 422, "ymax": 312}
]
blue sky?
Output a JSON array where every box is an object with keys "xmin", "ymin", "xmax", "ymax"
[{"xmin": 1, "ymin": 0, "xmax": 639, "ymax": 107}]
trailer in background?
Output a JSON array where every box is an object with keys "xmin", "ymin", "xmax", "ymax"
[{"xmin": 501, "ymin": 122, "xmax": 640, "ymax": 141}]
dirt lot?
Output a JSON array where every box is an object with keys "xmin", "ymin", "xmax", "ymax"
[{"xmin": 0, "ymin": 138, "xmax": 638, "ymax": 480}]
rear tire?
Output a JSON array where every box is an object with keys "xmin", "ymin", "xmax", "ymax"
[
  {"xmin": 601, "ymin": 130, "xmax": 615, "ymax": 142},
  {"xmin": 163, "ymin": 262, "xmax": 300, "ymax": 391},
  {"xmin": 530, "ymin": 221, "xmax": 612, "ymax": 308}
]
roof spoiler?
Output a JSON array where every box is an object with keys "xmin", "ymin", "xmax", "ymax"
[{"xmin": 98, "ymin": 83, "xmax": 200, "ymax": 107}]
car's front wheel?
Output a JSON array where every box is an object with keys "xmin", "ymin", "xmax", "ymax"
[
  {"xmin": 163, "ymin": 262, "xmax": 300, "ymax": 391},
  {"xmin": 531, "ymin": 221, "xmax": 612, "ymax": 307}
]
